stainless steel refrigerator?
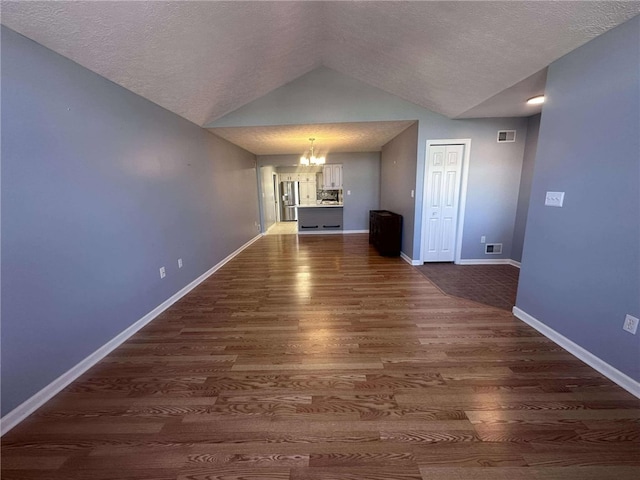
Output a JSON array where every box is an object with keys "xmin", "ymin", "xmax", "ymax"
[{"xmin": 280, "ymin": 181, "xmax": 299, "ymax": 221}]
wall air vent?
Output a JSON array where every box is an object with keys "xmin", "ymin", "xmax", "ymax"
[
  {"xmin": 497, "ymin": 130, "xmax": 516, "ymax": 143},
  {"xmin": 485, "ymin": 243, "xmax": 503, "ymax": 255}
]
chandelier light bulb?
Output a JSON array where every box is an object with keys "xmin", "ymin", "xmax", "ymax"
[{"xmin": 300, "ymin": 137, "xmax": 327, "ymax": 166}]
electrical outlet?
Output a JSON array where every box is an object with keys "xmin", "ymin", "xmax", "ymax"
[
  {"xmin": 177, "ymin": 258, "xmax": 183, "ymax": 269},
  {"xmin": 623, "ymin": 314, "xmax": 639, "ymax": 335},
  {"xmin": 481, "ymin": 236, "xmax": 486, "ymax": 243},
  {"xmin": 159, "ymin": 266, "xmax": 166, "ymax": 279},
  {"xmin": 411, "ymin": 190, "xmax": 415, "ymax": 198}
]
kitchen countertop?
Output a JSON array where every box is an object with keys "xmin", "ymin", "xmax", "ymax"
[{"xmin": 297, "ymin": 204, "xmax": 343, "ymax": 208}]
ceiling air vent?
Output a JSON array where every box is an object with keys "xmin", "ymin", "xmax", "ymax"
[{"xmin": 497, "ymin": 130, "xmax": 516, "ymax": 143}]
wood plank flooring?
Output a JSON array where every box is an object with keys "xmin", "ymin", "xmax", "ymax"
[{"xmin": 2, "ymin": 234, "xmax": 639, "ymax": 480}]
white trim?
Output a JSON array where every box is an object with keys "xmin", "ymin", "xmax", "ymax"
[
  {"xmin": 298, "ymin": 230, "xmax": 368, "ymax": 235},
  {"xmin": 401, "ymin": 252, "xmax": 421, "ymax": 266},
  {"xmin": 273, "ymin": 172, "xmax": 280, "ymax": 223},
  {"xmin": 512, "ymin": 307, "xmax": 640, "ymax": 399},
  {"xmin": 421, "ymin": 139, "xmax": 471, "ymax": 264},
  {"xmin": 456, "ymin": 258, "xmax": 521, "ymax": 268},
  {"xmin": 0, "ymin": 234, "xmax": 263, "ymax": 436}
]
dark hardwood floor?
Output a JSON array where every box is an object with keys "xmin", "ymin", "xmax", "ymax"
[{"xmin": 2, "ymin": 234, "xmax": 638, "ymax": 479}]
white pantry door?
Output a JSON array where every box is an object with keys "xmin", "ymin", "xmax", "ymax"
[{"xmin": 423, "ymin": 144, "xmax": 464, "ymax": 262}]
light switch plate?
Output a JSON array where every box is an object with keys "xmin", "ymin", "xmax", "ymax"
[{"xmin": 545, "ymin": 191, "xmax": 565, "ymax": 207}]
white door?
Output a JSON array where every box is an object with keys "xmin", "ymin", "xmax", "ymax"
[{"xmin": 423, "ymin": 144, "xmax": 464, "ymax": 262}]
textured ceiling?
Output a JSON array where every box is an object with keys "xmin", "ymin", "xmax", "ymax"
[
  {"xmin": 210, "ymin": 121, "xmax": 416, "ymax": 155},
  {"xmin": 1, "ymin": 1, "xmax": 323, "ymax": 126},
  {"xmin": 320, "ymin": 2, "xmax": 639, "ymax": 118},
  {"xmin": 2, "ymin": 1, "xmax": 639, "ymax": 129}
]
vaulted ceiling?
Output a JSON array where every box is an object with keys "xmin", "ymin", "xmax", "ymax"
[{"xmin": 2, "ymin": 1, "xmax": 639, "ymax": 151}]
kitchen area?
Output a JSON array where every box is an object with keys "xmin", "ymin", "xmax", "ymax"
[
  {"xmin": 257, "ymin": 150, "xmax": 381, "ymax": 237},
  {"xmin": 275, "ymin": 163, "xmax": 344, "ymax": 233}
]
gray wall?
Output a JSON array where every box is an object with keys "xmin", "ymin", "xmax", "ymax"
[
  {"xmin": 381, "ymin": 124, "xmax": 418, "ymax": 255},
  {"xmin": 511, "ymin": 114, "xmax": 541, "ymax": 262},
  {"xmin": 331, "ymin": 152, "xmax": 380, "ymax": 230},
  {"xmin": 516, "ymin": 17, "xmax": 640, "ymax": 381},
  {"xmin": 449, "ymin": 119, "xmax": 526, "ymax": 260},
  {"xmin": 257, "ymin": 153, "xmax": 380, "ymax": 230},
  {"xmin": 1, "ymin": 27, "xmax": 260, "ymax": 415},
  {"xmin": 212, "ymin": 67, "xmax": 527, "ymax": 261}
]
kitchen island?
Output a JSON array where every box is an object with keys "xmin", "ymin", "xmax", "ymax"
[{"xmin": 297, "ymin": 205, "xmax": 343, "ymax": 233}]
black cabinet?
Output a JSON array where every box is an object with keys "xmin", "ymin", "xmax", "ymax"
[{"xmin": 369, "ymin": 210, "xmax": 402, "ymax": 256}]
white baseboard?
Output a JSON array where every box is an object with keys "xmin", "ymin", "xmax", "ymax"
[
  {"xmin": 298, "ymin": 230, "xmax": 368, "ymax": 235},
  {"xmin": 0, "ymin": 234, "xmax": 263, "ymax": 436},
  {"xmin": 512, "ymin": 307, "xmax": 640, "ymax": 399},
  {"xmin": 400, "ymin": 252, "xmax": 421, "ymax": 266},
  {"xmin": 457, "ymin": 258, "xmax": 520, "ymax": 268}
]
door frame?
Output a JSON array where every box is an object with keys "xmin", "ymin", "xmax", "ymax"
[
  {"xmin": 421, "ymin": 139, "xmax": 471, "ymax": 264},
  {"xmin": 272, "ymin": 173, "xmax": 279, "ymax": 223}
]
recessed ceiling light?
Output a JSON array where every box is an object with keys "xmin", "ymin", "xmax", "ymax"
[{"xmin": 526, "ymin": 95, "xmax": 545, "ymax": 105}]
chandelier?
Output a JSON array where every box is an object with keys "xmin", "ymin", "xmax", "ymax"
[{"xmin": 300, "ymin": 138, "xmax": 326, "ymax": 166}]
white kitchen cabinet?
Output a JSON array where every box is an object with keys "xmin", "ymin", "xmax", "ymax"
[
  {"xmin": 323, "ymin": 164, "xmax": 342, "ymax": 189},
  {"xmin": 279, "ymin": 173, "xmax": 297, "ymax": 182},
  {"xmin": 298, "ymin": 173, "xmax": 316, "ymax": 183},
  {"xmin": 299, "ymin": 181, "xmax": 317, "ymax": 205}
]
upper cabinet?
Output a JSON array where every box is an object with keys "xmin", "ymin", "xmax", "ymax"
[
  {"xmin": 279, "ymin": 173, "xmax": 297, "ymax": 182},
  {"xmin": 323, "ymin": 164, "xmax": 343, "ymax": 189},
  {"xmin": 277, "ymin": 170, "xmax": 322, "ymax": 204},
  {"xmin": 298, "ymin": 172, "xmax": 316, "ymax": 183},
  {"xmin": 279, "ymin": 172, "xmax": 317, "ymax": 183}
]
